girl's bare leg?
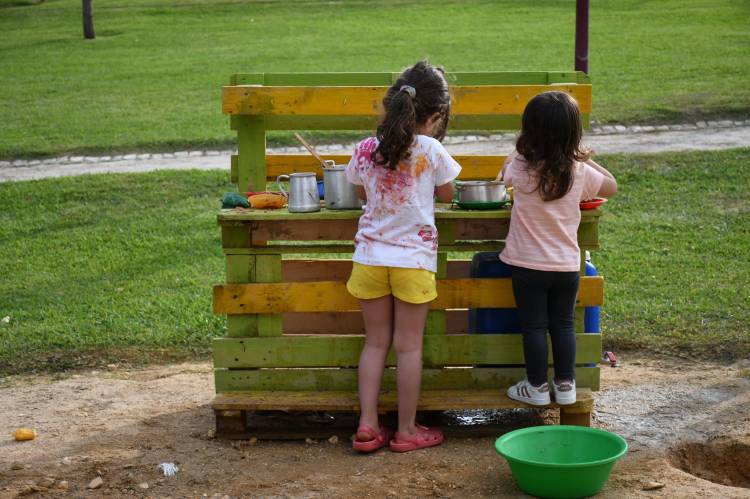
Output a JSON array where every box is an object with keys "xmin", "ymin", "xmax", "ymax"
[
  {"xmin": 392, "ymin": 298, "xmax": 430, "ymax": 435},
  {"xmin": 357, "ymin": 295, "xmax": 394, "ymax": 439}
]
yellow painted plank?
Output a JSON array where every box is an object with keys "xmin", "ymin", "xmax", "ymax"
[
  {"xmin": 222, "ymin": 85, "xmax": 592, "ymax": 116},
  {"xmin": 211, "ymin": 388, "xmax": 593, "ymax": 412},
  {"xmin": 265, "ymin": 154, "xmax": 505, "ymax": 181},
  {"xmin": 213, "ymin": 276, "xmax": 604, "ymax": 314}
]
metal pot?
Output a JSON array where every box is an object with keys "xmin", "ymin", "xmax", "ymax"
[
  {"xmin": 455, "ymin": 180, "xmax": 509, "ymax": 203},
  {"xmin": 322, "ymin": 161, "xmax": 364, "ymax": 210}
]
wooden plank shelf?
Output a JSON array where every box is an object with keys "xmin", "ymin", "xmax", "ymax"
[
  {"xmin": 214, "ymin": 366, "xmax": 601, "ymax": 392},
  {"xmin": 213, "ymin": 388, "xmax": 593, "ymax": 413}
]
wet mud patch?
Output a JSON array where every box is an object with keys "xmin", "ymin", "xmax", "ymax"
[{"xmin": 669, "ymin": 436, "xmax": 750, "ymax": 488}]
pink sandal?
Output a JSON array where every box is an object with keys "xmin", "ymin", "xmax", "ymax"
[
  {"xmin": 352, "ymin": 424, "xmax": 393, "ymax": 453},
  {"xmin": 389, "ymin": 424, "xmax": 444, "ymax": 453}
]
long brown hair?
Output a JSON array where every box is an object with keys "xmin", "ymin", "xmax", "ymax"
[
  {"xmin": 516, "ymin": 91, "xmax": 590, "ymax": 201},
  {"xmin": 371, "ymin": 61, "xmax": 451, "ymax": 170}
]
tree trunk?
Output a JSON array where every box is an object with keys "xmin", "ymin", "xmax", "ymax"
[{"xmin": 82, "ymin": 0, "xmax": 95, "ymax": 39}]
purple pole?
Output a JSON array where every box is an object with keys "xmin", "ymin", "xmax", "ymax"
[{"xmin": 575, "ymin": 0, "xmax": 589, "ymax": 73}]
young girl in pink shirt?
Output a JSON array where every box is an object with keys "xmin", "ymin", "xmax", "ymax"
[
  {"xmin": 345, "ymin": 61, "xmax": 461, "ymax": 452},
  {"xmin": 500, "ymin": 91, "xmax": 617, "ymax": 406}
]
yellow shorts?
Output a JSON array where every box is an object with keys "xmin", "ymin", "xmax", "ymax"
[{"xmin": 346, "ymin": 262, "xmax": 437, "ymax": 304}]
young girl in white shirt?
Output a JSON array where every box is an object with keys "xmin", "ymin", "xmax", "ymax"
[
  {"xmin": 500, "ymin": 91, "xmax": 617, "ymax": 406},
  {"xmin": 345, "ymin": 61, "xmax": 461, "ymax": 452}
]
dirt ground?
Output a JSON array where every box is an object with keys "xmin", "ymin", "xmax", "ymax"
[{"xmin": 1, "ymin": 354, "xmax": 749, "ymax": 498}]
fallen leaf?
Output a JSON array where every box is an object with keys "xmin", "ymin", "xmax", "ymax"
[{"xmin": 642, "ymin": 481, "xmax": 665, "ymax": 491}]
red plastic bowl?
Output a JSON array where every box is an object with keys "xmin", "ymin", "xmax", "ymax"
[{"xmin": 580, "ymin": 197, "xmax": 607, "ymax": 210}]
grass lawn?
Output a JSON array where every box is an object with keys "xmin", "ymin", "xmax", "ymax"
[
  {"xmin": 1, "ymin": 0, "xmax": 749, "ymax": 158},
  {"xmin": 0, "ymin": 148, "xmax": 748, "ymax": 374}
]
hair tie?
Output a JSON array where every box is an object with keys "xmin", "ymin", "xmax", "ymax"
[{"xmin": 399, "ymin": 85, "xmax": 416, "ymax": 99}]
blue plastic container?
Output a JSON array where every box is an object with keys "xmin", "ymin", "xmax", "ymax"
[
  {"xmin": 317, "ymin": 180, "xmax": 325, "ymax": 200},
  {"xmin": 468, "ymin": 252, "xmax": 520, "ymax": 334},
  {"xmin": 584, "ymin": 255, "xmax": 600, "ymax": 334},
  {"xmin": 468, "ymin": 252, "xmax": 601, "ymax": 334}
]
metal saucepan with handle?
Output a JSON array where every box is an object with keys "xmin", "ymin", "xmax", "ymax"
[
  {"xmin": 454, "ymin": 180, "xmax": 509, "ymax": 204},
  {"xmin": 322, "ymin": 160, "xmax": 364, "ymax": 210}
]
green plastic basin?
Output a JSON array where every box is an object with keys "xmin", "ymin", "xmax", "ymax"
[{"xmin": 495, "ymin": 425, "xmax": 628, "ymax": 499}]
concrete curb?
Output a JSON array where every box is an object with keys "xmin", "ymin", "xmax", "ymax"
[{"xmin": 1, "ymin": 120, "xmax": 748, "ymax": 168}]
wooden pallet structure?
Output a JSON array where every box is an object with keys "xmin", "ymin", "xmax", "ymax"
[{"xmin": 213, "ymin": 71, "xmax": 601, "ymax": 438}]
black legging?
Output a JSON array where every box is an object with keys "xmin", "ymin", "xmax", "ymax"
[{"xmin": 509, "ymin": 265, "xmax": 579, "ymax": 386}]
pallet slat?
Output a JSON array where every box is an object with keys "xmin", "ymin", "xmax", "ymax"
[
  {"xmin": 222, "ymin": 85, "xmax": 592, "ymax": 116},
  {"xmin": 213, "ymin": 276, "xmax": 604, "ymax": 314},
  {"xmin": 214, "ymin": 366, "xmax": 600, "ymax": 392},
  {"xmin": 213, "ymin": 334, "xmax": 602, "ymax": 368},
  {"xmin": 212, "ymin": 388, "xmax": 594, "ymax": 412}
]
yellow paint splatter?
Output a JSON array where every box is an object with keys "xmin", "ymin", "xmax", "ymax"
[{"xmin": 414, "ymin": 154, "xmax": 429, "ymax": 177}]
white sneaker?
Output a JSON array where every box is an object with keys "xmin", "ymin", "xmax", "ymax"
[
  {"xmin": 552, "ymin": 379, "xmax": 577, "ymax": 405},
  {"xmin": 507, "ymin": 379, "xmax": 551, "ymax": 406}
]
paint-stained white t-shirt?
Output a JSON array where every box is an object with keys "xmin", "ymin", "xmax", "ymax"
[{"xmin": 345, "ymin": 135, "xmax": 461, "ymax": 272}]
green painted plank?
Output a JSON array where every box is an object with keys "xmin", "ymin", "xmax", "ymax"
[
  {"xmin": 221, "ymin": 225, "xmax": 251, "ymax": 248},
  {"xmin": 225, "ymin": 254, "xmax": 255, "ymax": 284},
  {"xmin": 213, "ymin": 334, "xmax": 602, "ymax": 368},
  {"xmin": 214, "ymin": 366, "xmax": 600, "ymax": 392},
  {"xmin": 236, "ymin": 116, "xmax": 266, "ymax": 191},
  {"xmin": 426, "ymin": 253, "xmax": 448, "ymax": 335},
  {"xmin": 226, "ymin": 315, "xmax": 258, "ymax": 338},
  {"xmin": 226, "ymin": 254, "xmax": 259, "ymax": 337},
  {"xmin": 256, "ymin": 255, "xmax": 283, "ymax": 337},
  {"xmin": 230, "ymin": 154, "xmax": 238, "ymax": 184}
]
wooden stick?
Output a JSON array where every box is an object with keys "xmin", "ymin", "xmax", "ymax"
[{"xmin": 293, "ymin": 133, "xmax": 325, "ymax": 166}]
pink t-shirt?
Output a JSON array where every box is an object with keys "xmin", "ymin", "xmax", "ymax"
[{"xmin": 500, "ymin": 155, "xmax": 605, "ymax": 272}]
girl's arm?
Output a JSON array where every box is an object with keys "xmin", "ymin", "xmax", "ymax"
[
  {"xmin": 496, "ymin": 150, "xmax": 519, "ymax": 186},
  {"xmin": 586, "ymin": 158, "xmax": 618, "ymax": 197},
  {"xmin": 434, "ymin": 181, "xmax": 454, "ymax": 203}
]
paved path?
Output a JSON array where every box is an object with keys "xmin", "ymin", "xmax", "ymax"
[{"xmin": 1, "ymin": 120, "xmax": 749, "ymax": 182}]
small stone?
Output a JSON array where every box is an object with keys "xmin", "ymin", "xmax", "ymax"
[
  {"xmin": 10, "ymin": 461, "xmax": 24, "ymax": 470},
  {"xmin": 38, "ymin": 477, "xmax": 55, "ymax": 488},
  {"xmin": 57, "ymin": 480, "xmax": 69, "ymax": 490},
  {"xmin": 61, "ymin": 456, "xmax": 73, "ymax": 465},
  {"xmin": 305, "ymin": 438, "xmax": 317, "ymax": 444},
  {"xmin": 642, "ymin": 481, "xmax": 665, "ymax": 490},
  {"xmin": 247, "ymin": 436, "xmax": 257, "ymax": 445},
  {"xmin": 88, "ymin": 476, "xmax": 104, "ymax": 489},
  {"xmin": 138, "ymin": 482, "xmax": 149, "ymax": 490},
  {"xmin": 328, "ymin": 435, "xmax": 339, "ymax": 444},
  {"xmin": 206, "ymin": 429, "xmax": 216, "ymax": 439}
]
